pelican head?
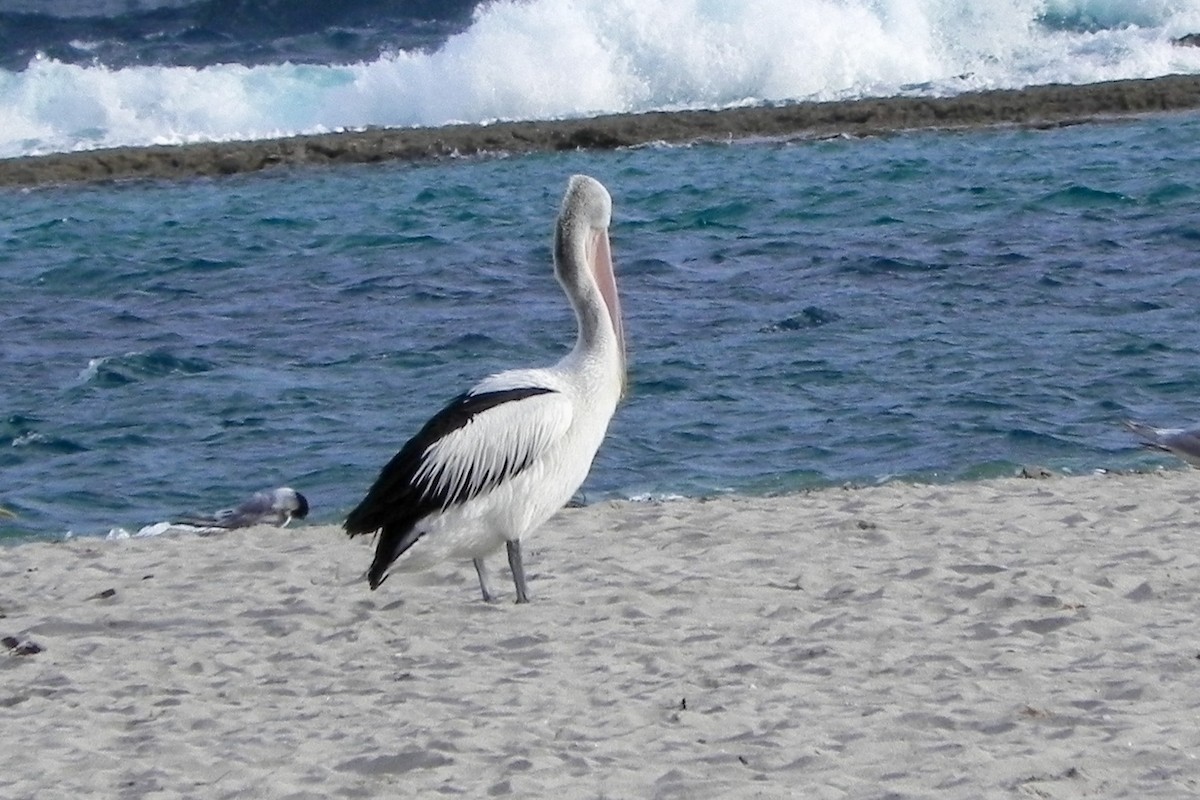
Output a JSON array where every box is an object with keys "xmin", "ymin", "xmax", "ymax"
[{"xmin": 555, "ymin": 175, "xmax": 626, "ymax": 396}]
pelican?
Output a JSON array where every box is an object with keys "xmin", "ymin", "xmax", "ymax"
[
  {"xmin": 1124, "ymin": 420, "xmax": 1200, "ymax": 467},
  {"xmin": 344, "ymin": 174, "xmax": 625, "ymax": 603}
]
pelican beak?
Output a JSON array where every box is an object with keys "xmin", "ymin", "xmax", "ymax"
[{"xmin": 592, "ymin": 227, "xmax": 626, "ymax": 397}]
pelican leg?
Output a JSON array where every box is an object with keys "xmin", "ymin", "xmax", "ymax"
[
  {"xmin": 507, "ymin": 540, "xmax": 530, "ymax": 604},
  {"xmin": 473, "ymin": 558, "xmax": 496, "ymax": 603}
]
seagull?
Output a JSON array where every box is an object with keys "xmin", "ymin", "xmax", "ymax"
[
  {"xmin": 344, "ymin": 174, "xmax": 626, "ymax": 603},
  {"xmin": 172, "ymin": 486, "xmax": 310, "ymax": 530},
  {"xmin": 1124, "ymin": 420, "xmax": 1200, "ymax": 468}
]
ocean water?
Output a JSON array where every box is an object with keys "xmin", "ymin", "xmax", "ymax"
[
  {"xmin": 4, "ymin": 110, "xmax": 1200, "ymax": 540},
  {"xmin": 5, "ymin": 0, "xmax": 1200, "ymax": 540},
  {"xmin": 4, "ymin": 0, "xmax": 1200, "ymax": 158}
]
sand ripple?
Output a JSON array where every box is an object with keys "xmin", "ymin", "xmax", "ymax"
[{"xmin": 2, "ymin": 472, "xmax": 1199, "ymax": 797}]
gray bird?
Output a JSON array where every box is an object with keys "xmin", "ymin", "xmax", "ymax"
[
  {"xmin": 172, "ymin": 487, "xmax": 310, "ymax": 530},
  {"xmin": 1124, "ymin": 420, "xmax": 1200, "ymax": 468}
]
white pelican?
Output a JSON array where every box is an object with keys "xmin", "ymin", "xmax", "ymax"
[
  {"xmin": 1124, "ymin": 420, "xmax": 1200, "ymax": 467},
  {"xmin": 344, "ymin": 174, "xmax": 625, "ymax": 603}
]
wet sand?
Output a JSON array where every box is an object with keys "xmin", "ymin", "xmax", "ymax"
[
  {"xmin": 3, "ymin": 471, "xmax": 1200, "ymax": 798},
  {"xmin": 3, "ymin": 74, "xmax": 1200, "ymax": 187}
]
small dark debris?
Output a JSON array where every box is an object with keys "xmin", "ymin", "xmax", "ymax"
[
  {"xmin": 738, "ymin": 755, "xmax": 749, "ymax": 766},
  {"xmin": 1015, "ymin": 765, "xmax": 1083, "ymax": 787},
  {"xmin": 680, "ymin": 698, "xmax": 687, "ymax": 711},
  {"xmin": 1018, "ymin": 465, "xmax": 1055, "ymax": 479},
  {"xmin": 2, "ymin": 636, "xmax": 42, "ymax": 656},
  {"xmin": 89, "ymin": 588, "xmax": 117, "ymax": 600}
]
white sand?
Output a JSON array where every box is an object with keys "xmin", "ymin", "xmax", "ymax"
[{"xmin": 3, "ymin": 471, "xmax": 1200, "ymax": 798}]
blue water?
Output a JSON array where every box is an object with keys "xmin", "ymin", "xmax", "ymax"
[
  {"xmin": 4, "ymin": 111, "xmax": 1200, "ymax": 539},
  {"xmin": 0, "ymin": 0, "xmax": 478, "ymax": 71},
  {"xmin": 5, "ymin": 0, "xmax": 1200, "ymax": 158}
]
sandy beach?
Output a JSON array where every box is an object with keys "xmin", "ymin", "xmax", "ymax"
[
  {"xmin": 3, "ymin": 74, "xmax": 1200, "ymax": 188},
  {"xmin": 3, "ymin": 470, "xmax": 1199, "ymax": 798}
]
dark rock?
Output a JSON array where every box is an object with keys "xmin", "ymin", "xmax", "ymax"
[{"xmin": 5, "ymin": 76, "xmax": 1200, "ymax": 187}]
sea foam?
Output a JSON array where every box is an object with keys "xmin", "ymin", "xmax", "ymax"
[{"xmin": 2, "ymin": 0, "xmax": 1200, "ymax": 158}]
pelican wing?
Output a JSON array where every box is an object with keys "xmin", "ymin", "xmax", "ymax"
[
  {"xmin": 415, "ymin": 392, "xmax": 573, "ymax": 508},
  {"xmin": 344, "ymin": 386, "xmax": 573, "ymax": 585}
]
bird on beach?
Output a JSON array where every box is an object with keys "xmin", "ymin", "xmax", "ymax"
[
  {"xmin": 344, "ymin": 174, "xmax": 626, "ymax": 603},
  {"xmin": 1124, "ymin": 420, "xmax": 1200, "ymax": 468},
  {"xmin": 172, "ymin": 486, "xmax": 310, "ymax": 530}
]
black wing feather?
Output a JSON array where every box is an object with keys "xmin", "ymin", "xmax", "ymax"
[{"xmin": 344, "ymin": 387, "xmax": 555, "ymax": 589}]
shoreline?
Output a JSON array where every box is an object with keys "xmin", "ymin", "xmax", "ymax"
[
  {"xmin": 3, "ymin": 468, "xmax": 1199, "ymax": 796},
  {"xmin": 2, "ymin": 74, "xmax": 1200, "ymax": 187},
  {"xmin": 0, "ymin": 464, "xmax": 1164, "ymax": 544}
]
